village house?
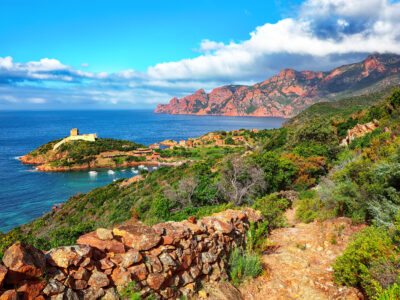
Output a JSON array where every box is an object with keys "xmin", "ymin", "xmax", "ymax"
[{"xmin": 179, "ymin": 140, "xmax": 186, "ymax": 147}]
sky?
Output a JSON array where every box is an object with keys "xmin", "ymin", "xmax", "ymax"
[{"xmin": 1, "ymin": 0, "xmax": 400, "ymax": 110}]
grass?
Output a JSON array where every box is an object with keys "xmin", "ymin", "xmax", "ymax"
[{"xmin": 228, "ymin": 247, "xmax": 262, "ymax": 286}]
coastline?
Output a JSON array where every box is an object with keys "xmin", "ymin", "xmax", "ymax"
[{"xmin": 19, "ymin": 157, "xmax": 178, "ymax": 172}]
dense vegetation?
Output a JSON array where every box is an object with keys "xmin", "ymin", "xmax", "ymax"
[
  {"xmin": 28, "ymin": 138, "xmax": 145, "ymax": 167},
  {"xmin": 3, "ymin": 85, "xmax": 400, "ymax": 297}
]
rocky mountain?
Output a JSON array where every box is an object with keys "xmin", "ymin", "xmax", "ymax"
[{"xmin": 155, "ymin": 53, "xmax": 400, "ymax": 118}]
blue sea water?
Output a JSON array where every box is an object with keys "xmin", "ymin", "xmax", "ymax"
[{"xmin": 0, "ymin": 110, "xmax": 285, "ymax": 232}]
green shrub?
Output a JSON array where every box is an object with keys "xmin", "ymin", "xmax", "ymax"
[
  {"xmin": 333, "ymin": 226, "xmax": 399, "ymax": 298},
  {"xmin": 296, "ymin": 190, "xmax": 320, "ymax": 223},
  {"xmin": 253, "ymin": 193, "xmax": 291, "ymax": 231},
  {"xmin": 229, "ymin": 247, "xmax": 262, "ymax": 286},
  {"xmin": 376, "ymin": 283, "xmax": 400, "ymax": 300}
]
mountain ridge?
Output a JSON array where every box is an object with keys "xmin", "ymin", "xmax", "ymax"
[{"xmin": 155, "ymin": 53, "xmax": 400, "ymax": 118}]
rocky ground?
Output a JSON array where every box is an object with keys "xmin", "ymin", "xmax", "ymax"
[{"xmin": 238, "ymin": 209, "xmax": 365, "ymax": 300}]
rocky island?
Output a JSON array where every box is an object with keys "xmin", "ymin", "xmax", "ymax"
[{"xmin": 19, "ymin": 128, "xmax": 163, "ymax": 172}]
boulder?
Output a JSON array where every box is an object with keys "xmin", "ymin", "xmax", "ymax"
[
  {"xmin": 96, "ymin": 228, "xmax": 113, "ymax": 241},
  {"xmin": 88, "ymin": 269, "xmax": 110, "ymax": 288},
  {"xmin": 0, "ymin": 265, "xmax": 7, "ymax": 288},
  {"xmin": 77, "ymin": 232, "xmax": 125, "ymax": 254},
  {"xmin": 113, "ymin": 224, "xmax": 161, "ymax": 251},
  {"xmin": 46, "ymin": 245, "xmax": 91, "ymax": 269},
  {"xmin": 2, "ymin": 243, "xmax": 46, "ymax": 281}
]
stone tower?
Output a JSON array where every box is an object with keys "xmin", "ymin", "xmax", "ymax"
[{"xmin": 70, "ymin": 128, "xmax": 79, "ymax": 136}]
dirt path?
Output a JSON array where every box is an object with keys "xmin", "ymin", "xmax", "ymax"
[{"xmin": 239, "ymin": 215, "xmax": 365, "ymax": 300}]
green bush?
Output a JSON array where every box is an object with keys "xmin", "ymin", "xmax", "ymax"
[
  {"xmin": 253, "ymin": 193, "xmax": 291, "ymax": 231},
  {"xmin": 229, "ymin": 247, "xmax": 262, "ymax": 286},
  {"xmin": 376, "ymin": 283, "xmax": 400, "ymax": 300},
  {"xmin": 333, "ymin": 226, "xmax": 399, "ymax": 298}
]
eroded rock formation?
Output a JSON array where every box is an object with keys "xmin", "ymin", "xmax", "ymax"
[{"xmin": 155, "ymin": 54, "xmax": 400, "ymax": 118}]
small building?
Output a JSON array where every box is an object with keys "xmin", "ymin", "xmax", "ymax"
[
  {"xmin": 53, "ymin": 128, "xmax": 97, "ymax": 150},
  {"xmin": 179, "ymin": 140, "xmax": 186, "ymax": 147},
  {"xmin": 186, "ymin": 140, "xmax": 194, "ymax": 148},
  {"xmin": 149, "ymin": 144, "xmax": 160, "ymax": 149},
  {"xmin": 70, "ymin": 128, "xmax": 79, "ymax": 136}
]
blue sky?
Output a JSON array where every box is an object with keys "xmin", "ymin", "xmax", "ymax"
[{"xmin": 1, "ymin": 0, "xmax": 400, "ymax": 110}]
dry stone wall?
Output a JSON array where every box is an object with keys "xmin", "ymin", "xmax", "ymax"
[{"xmin": 0, "ymin": 208, "xmax": 263, "ymax": 300}]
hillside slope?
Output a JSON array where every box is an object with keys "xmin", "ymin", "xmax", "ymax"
[{"xmin": 155, "ymin": 53, "xmax": 400, "ymax": 118}]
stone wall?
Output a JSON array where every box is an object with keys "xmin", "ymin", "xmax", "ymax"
[{"xmin": 0, "ymin": 208, "xmax": 263, "ymax": 300}]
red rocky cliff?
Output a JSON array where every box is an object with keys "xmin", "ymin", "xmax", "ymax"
[{"xmin": 155, "ymin": 54, "xmax": 400, "ymax": 118}]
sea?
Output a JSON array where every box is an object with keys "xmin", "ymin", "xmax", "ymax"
[{"xmin": 0, "ymin": 110, "xmax": 285, "ymax": 232}]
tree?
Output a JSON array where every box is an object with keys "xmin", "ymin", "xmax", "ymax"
[
  {"xmin": 217, "ymin": 156, "xmax": 265, "ymax": 205},
  {"xmin": 177, "ymin": 176, "xmax": 198, "ymax": 206}
]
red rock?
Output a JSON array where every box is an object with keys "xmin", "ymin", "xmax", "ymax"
[
  {"xmin": 43, "ymin": 279, "xmax": 65, "ymax": 296},
  {"xmin": 0, "ymin": 265, "xmax": 7, "ymax": 288},
  {"xmin": 154, "ymin": 54, "xmax": 400, "ymax": 118},
  {"xmin": 99, "ymin": 258, "xmax": 115, "ymax": 270},
  {"xmin": 77, "ymin": 232, "xmax": 125, "ymax": 253},
  {"xmin": 81, "ymin": 287, "xmax": 105, "ymax": 300},
  {"xmin": 70, "ymin": 267, "xmax": 90, "ymax": 281},
  {"xmin": 146, "ymin": 273, "xmax": 165, "ymax": 291},
  {"xmin": 0, "ymin": 290, "xmax": 18, "ymax": 300},
  {"xmin": 2, "ymin": 243, "xmax": 46, "ymax": 282},
  {"xmin": 188, "ymin": 216, "xmax": 196, "ymax": 224},
  {"xmin": 128, "ymin": 263, "xmax": 148, "ymax": 281},
  {"xmin": 113, "ymin": 224, "xmax": 161, "ymax": 251},
  {"xmin": 17, "ymin": 279, "xmax": 46, "ymax": 300},
  {"xmin": 110, "ymin": 268, "xmax": 132, "ymax": 287},
  {"xmin": 88, "ymin": 269, "xmax": 109, "ymax": 288},
  {"xmin": 119, "ymin": 249, "xmax": 142, "ymax": 268},
  {"xmin": 95, "ymin": 228, "xmax": 113, "ymax": 241},
  {"xmin": 46, "ymin": 245, "xmax": 91, "ymax": 269},
  {"xmin": 153, "ymin": 222, "xmax": 189, "ymax": 245}
]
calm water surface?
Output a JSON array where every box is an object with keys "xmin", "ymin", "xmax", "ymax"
[{"xmin": 0, "ymin": 110, "xmax": 285, "ymax": 232}]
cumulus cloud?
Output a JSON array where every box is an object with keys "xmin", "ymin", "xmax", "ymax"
[{"xmin": 1, "ymin": 0, "xmax": 400, "ymax": 109}]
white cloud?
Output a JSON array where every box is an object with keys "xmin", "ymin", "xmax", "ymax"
[
  {"xmin": 28, "ymin": 97, "xmax": 46, "ymax": 104},
  {"xmin": 81, "ymin": 63, "xmax": 89, "ymax": 67},
  {"xmin": 198, "ymin": 39, "xmax": 225, "ymax": 53},
  {"xmin": 1, "ymin": 0, "xmax": 400, "ymax": 108}
]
